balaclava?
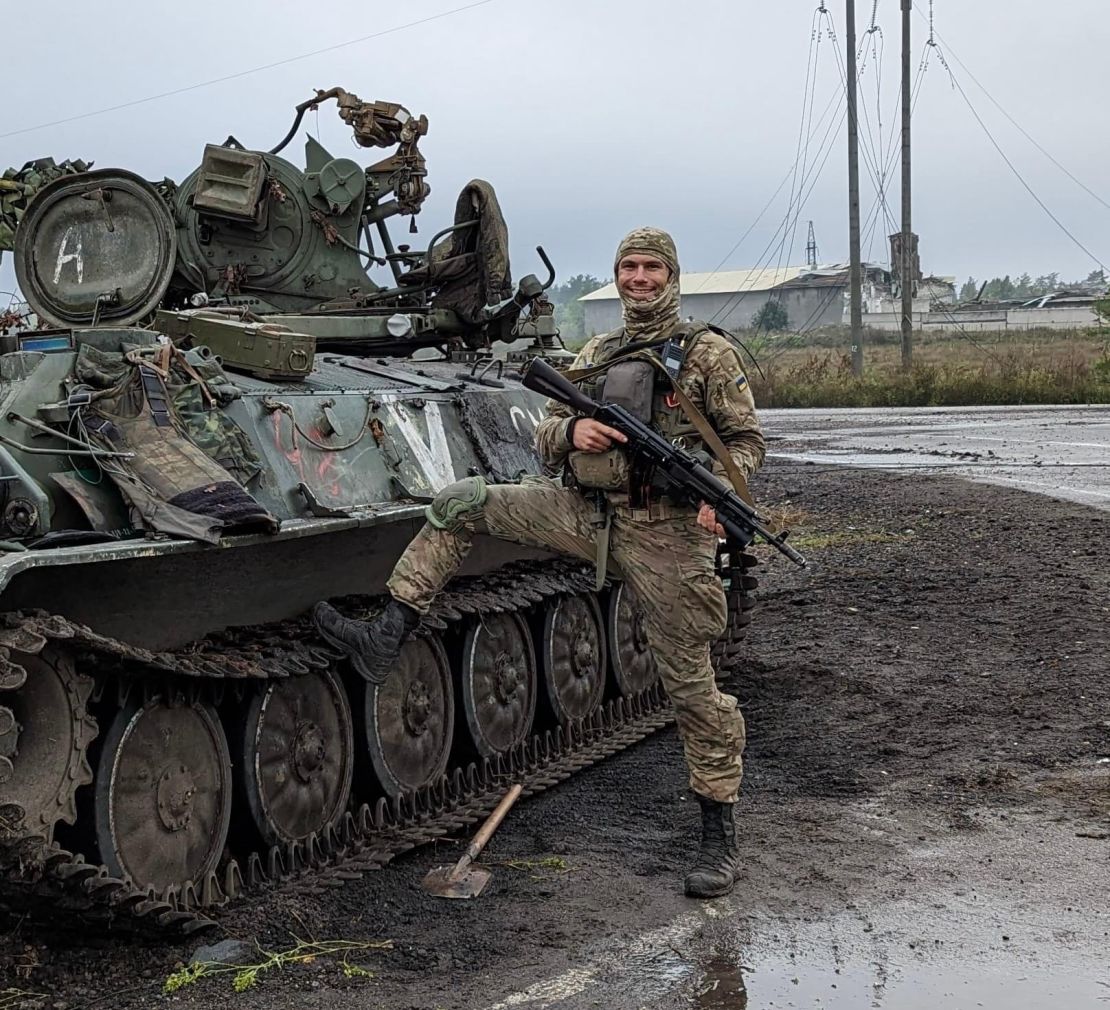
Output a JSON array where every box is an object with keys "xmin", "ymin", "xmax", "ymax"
[{"xmin": 614, "ymin": 226, "xmax": 681, "ymax": 340}]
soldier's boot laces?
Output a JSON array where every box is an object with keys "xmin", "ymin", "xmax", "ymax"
[
  {"xmin": 684, "ymin": 795, "xmax": 741, "ymax": 899},
  {"xmin": 312, "ymin": 598, "xmax": 420, "ymax": 685}
]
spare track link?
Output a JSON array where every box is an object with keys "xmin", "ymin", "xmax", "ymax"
[
  {"xmin": 0, "ymin": 559, "xmax": 678, "ymax": 937},
  {"xmin": 711, "ymin": 549, "xmax": 759, "ymax": 675}
]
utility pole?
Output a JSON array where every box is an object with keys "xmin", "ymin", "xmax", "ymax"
[
  {"xmin": 846, "ymin": 0, "xmax": 864, "ymax": 377},
  {"xmin": 900, "ymin": 0, "xmax": 914, "ymax": 369}
]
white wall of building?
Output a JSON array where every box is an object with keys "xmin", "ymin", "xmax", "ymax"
[
  {"xmin": 861, "ymin": 305, "xmax": 1099, "ymax": 332},
  {"xmin": 582, "ymin": 286, "xmax": 845, "ymax": 336}
]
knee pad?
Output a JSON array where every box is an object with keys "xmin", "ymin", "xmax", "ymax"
[{"xmin": 426, "ymin": 476, "xmax": 488, "ymax": 532}]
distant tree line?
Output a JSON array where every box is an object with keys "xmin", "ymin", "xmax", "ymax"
[
  {"xmin": 957, "ymin": 269, "xmax": 1107, "ymax": 303},
  {"xmin": 547, "ymin": 274, "xmax": 605, "ymax": 342}
]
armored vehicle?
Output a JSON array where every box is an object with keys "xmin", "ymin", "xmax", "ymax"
[{"xmin": 0, "ymin": 89, "xmax": 755, "ymax": 933}]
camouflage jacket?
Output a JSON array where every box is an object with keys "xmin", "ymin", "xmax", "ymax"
[{"xmin": 534, "ymin": 322, "xmax": 765, "ymax": 488}]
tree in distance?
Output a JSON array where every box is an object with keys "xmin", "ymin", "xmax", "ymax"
[
  {"xmin": 547, "ymin": 273, "xmax": 605, "ymax": 342},
  {"xmin": 753, "ymin": 300, "xmax": 790, "ymax": 332},
  {"xmin": 957, "ymin": 270, "xmax": 1106, "ymax": 303}
]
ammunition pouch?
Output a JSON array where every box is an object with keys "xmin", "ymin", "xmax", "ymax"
[{"xmin": 568, "ymin": 448, "xmax": 630, "ymax": 491}]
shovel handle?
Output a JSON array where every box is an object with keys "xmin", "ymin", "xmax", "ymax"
[{"xmin": 458, "ymin": 783, "xmax": 523, "ymax": 869}]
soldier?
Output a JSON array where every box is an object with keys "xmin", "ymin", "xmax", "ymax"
[{"xmin": 314, "ymin": 226, "xmax": 765, "ymax": 898}]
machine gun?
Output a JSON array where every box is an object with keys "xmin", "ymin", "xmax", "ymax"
[{"xmin": 522, "ymin": 357, "xmax": 808, "ymax": 568}]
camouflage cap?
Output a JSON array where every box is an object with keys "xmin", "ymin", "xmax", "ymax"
[
  {"xmin": 613, "ymin": 226, "xmax": 679, "ymax": 277},
  {"xmin": 613, "ymin": 226, "xmax": 681, "ymax": 339}
]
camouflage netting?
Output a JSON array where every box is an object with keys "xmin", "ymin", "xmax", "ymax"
[{"xmin": 0, "ymin": 158, "xmax": 92, "ymax": 253}]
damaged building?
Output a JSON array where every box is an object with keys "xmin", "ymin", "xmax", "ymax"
[
  {"xmin": 576, "ymin": 253, "xmax": 1096, "ymax": 336},
  {"xmin": 579, "ymin": 263, "xmax": 958, "ymax": 335}
]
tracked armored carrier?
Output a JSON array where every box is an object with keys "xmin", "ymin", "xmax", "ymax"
[{"xmin": 0, "ymin": 89, "xmax": 756, "ymax": 933}]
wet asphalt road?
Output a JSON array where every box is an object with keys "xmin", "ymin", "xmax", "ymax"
[
  {"xmin": 460, "ymin": 411, "xmax": 1110, "ymax": 1009},
  {"xmin": 476, "ymin": 815, "xmax": 1107, "ymax": 1009},
  {"xmin": 762, "ymin": 404, "xmax": 1110, "ymax": 510}
]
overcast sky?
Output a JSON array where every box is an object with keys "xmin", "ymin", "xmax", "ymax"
[{"xmin": 3, "ymin": 0, "xmax": 1109, "ymax": 305}]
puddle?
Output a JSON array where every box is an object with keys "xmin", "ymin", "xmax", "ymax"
[
  {"xmin": 762, "ymin": 405, "xmax": 1110, "ymax": 511},
  {"xmin": 692, "ymin": 955, "xmax": 748, "ymax": 1008},
  {"xmin": 677, "ymin": 903, "xmax": 1110, "ymax": 1010},
  {"xmin": 488, "ymin": 915, "xmax": 1106, "ymax": 1009},
  {"xmin": 688, "ymin": 947, "xmax": 1107, "ymax": 1009},
  {"xmin": 512, "ymin": 887, "xmax": 1110, "ymax": 1009}
]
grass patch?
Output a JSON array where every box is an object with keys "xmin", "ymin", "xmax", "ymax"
[
  {"xmin": 761, "ymin": 502, "xmax": 813, "ymax": 535},
  {"xmin": 163, "ymin": 938, "xmax": 391, "ymax": 995},
  {"xmin": 746, "ymin": 330, "xmax": 1110, "ymax": 407},
  {"xmin": 753, "ymin": 502, "xmax": 912, "ymax": 552},
  {"xmin": 498, "ymin": 855, "xmax": 574, "ymax": 879},
  {"xmin": 1, "ymin": 989, "xmax": 46, "ymax": 1010},
  {"xmin": 785, "ymin": 529, "xmax": 913, "ymax": 550}
]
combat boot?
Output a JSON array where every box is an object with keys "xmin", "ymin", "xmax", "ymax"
[
  {"xmin": 312, "ymin": 598, "xmax": 420, "ymax": 685},
  {"xmin": 684, "ymin": 795, "xmax": 741, "ymax": 898}
]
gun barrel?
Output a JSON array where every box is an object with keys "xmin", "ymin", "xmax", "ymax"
[{"xmin": 521, "ymin": 358, "xmax": 599, "ymax": 416}]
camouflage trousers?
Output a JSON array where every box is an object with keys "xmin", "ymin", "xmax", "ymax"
[{"xmin": 387, "ymin": 475, "xmax": 746, "ymax": 803}]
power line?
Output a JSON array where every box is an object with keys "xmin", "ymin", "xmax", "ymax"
[
  {"xmin": 0, "ymin": 0, "xmax": 495, "ymax": 141},
  {"xmin": 709, "ymin": 12, "xmax": 892, "ymax": 327},
  {"xmin": 773, "ymin": 7, "xmax": 826, "ymax": 297},
  {"xmin": 915, "ymin": 7, "xmax": 1110, "ymax": 216},
  {"xmin": 709, "ymin": 106, "xmax": 849, "ymax": 326},
  {"xmin": 690, "ymin": 168, "xmax": 797, "ymax": 293},
  {"xmin": 720, "ymin": 53, "xmax": 880, "ymax": 330},
  {"xmin": 925, "ymin": 302, "xmax": 1006, "ymax": 365},
  {"xmin": 697, "ymin": 69, "xmax": 849, "ymax": 290},
  {"xmin": 697, "ymin": 9, "xmax": 856, "ymax": 297},
  {"xmin": 823, "ymin": 7, "xmax": 902, "ymax": 243},
  {"xmin": 704, "ymin": 98, "xmax": 850, "ymax": 321},
  {"xmin": 859, "ymin": 43, "xmax": 932, "ymax": 259},
  {"xmin": 944, "ymin": 67, "xmax": 1108, "ymax": 275}
]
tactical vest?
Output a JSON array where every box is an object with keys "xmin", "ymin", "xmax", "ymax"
[{"xmin": 579, "ymin": 319, "xmax": 711, "ymax": 453}]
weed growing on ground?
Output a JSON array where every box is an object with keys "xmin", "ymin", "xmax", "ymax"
[
  {"xmin": 761, "ymin": 503, "xmax": 812, "ymax": 535},
  {"xmin": 501, "ymin": 855, "xmax": 570, "ymax": 873},
  {"xmin": 749, "ymin": 502, "xmax": 911, "ymax": 553},
  {"xmin": 746, "ymin": 330, "xmax": 1110, "ymax": 407},
  {"xmin": 162, "ymin": 938, "xmax": 392, "ymax": 995},
  {"xmin": 0, "ymin": 989, "xmax": 46, "ymax": 1010},
  {"xmin": 498, "ymin": 855, "xmax": 575, "ymax": 881},
  {"xmin": 785, "ymin": 528, "xmax": 914, "ymax": 551}
]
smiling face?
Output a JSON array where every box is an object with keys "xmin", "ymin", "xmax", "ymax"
[{"xmin": 617, "ymin": 253, "xmax": 671, "ymax": 302}]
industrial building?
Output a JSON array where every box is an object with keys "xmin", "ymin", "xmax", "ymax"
[
  {"xmin": 577, "ymin": 263, "xmax": 973, "ymax": 336},
  {"xmin": 579, "ymin": 266, "xmax": 849, "ymax": 336}
]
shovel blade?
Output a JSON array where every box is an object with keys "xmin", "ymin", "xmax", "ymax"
[{"xmin": 421, "ymin": 864, "xmax": 493, "ymax": 900}]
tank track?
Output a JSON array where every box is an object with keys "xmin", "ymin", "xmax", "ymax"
[
  {"xmin": 0, "ymin": 549, "xmax": 758, "ymax": 937},
  {"xmin": 0, "ymin": 559, "xmax": 683, "ymax": 937}
]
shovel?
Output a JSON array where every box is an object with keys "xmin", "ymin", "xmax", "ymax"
[{"xmin": 421, "ymin": 783, "xmax": 524, "ymax": 899}]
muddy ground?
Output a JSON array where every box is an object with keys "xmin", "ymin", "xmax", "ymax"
[{"xmin": 2, "ymin": 465, "xmax": 1108, "ymax": 1008}]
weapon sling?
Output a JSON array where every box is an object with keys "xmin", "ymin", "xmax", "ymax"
[{"xmin": 563, "ymin": 337, "xmax": 755, "ymax": 508}]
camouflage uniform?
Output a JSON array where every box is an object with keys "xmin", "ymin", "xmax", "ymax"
[{"xmin": 387, "ymin": 227, "xmax": 764, "ymax": 805}]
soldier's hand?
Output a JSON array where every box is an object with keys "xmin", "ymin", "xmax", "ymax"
[
  {"xmin": 573, "ymin": 419, "xmax": 628, "ymax": 453},
  {"xmin": 697, "ymin": 502, "xmax": 725, "ymax": 538}
]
